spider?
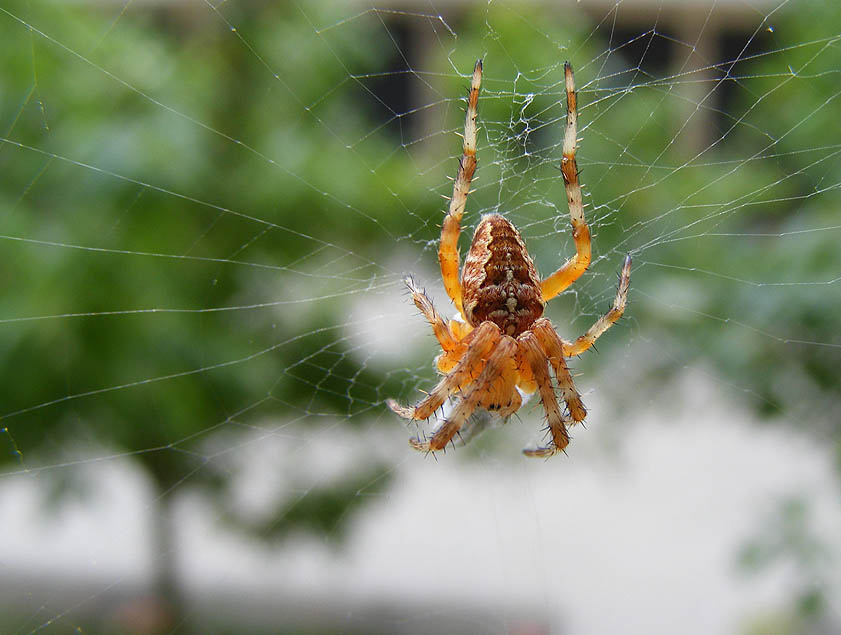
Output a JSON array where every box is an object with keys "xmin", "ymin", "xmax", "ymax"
[{"xmin": 387, "ymin": 60, "xmax": 631, "ymax": 457}]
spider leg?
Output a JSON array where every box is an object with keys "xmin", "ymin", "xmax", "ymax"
[
  {"xmin": 403, "ymin": 276, "xmax": 459, "ymax": 353},
  {"xmin": 476, "ymin": 338, "xmax": 521, "ymax": 417},
  {"xmin": 401, "ymin": 277, "xmax": 474, "ymax": 373},
  {"xmin": 532, "ymin": 318, "xmax": 586, "ymax": 423},
  {"xmin": 541, "ymin": 61, "xmax": 592, "ymax": 302},
  {"xmin": 450, "ymin": 358, "xmax": 521, "ymax": 447},
  {"xmin": 387, "ymin": 321, "xmax": 499, "ymax": 421},
  {"xmin": 439, "ymin": 59, "xmax": 482, "ymax": 318},
  {"xmin": 411, "ymin": 337, "xmax": 517, "ymax": 452},
  {"xmin": 563, "ymin": 254, "xmax": 632, "ymax": 357},
  {"xmin": 518, "ymin": 332, "xmax": 570, "ymax": 457},
  {"xmin": 494, "ymin": 379, "xmax": 522, "ymax": 418}
]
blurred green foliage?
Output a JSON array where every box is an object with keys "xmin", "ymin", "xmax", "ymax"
[{"xmin": 0, "ymin": 2, "xmax": 410, "ymax": 615}]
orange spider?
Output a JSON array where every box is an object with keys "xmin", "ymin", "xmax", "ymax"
[{"xmin": 387, "ymin": 60, "xmax": 631, "ymax": 457}]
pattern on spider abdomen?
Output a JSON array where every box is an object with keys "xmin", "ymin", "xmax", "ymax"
[{"xmin": 461, "ymin": 214, "xmax": 545, "ymax": 337}]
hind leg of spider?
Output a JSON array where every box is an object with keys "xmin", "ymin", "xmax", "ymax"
[
  {"xmin": 411, "ymin": 337, "xmax": 518, "ymax": 452},
  {"xmin": 562, "ymin": 254, "xmax": 632, "ymax": 357},
  {"xmin": 518, "ymin": 332, "xmax": 571, "ymax": 457},
  {"xmin": 532, "ymin": 319, "xmax": 586, "ymax": 423},
  {"xmin": 387, "ymin": 321, "xmax": 499, "ymax": 421}
]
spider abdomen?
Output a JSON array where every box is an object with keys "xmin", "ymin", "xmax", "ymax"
[{"xmin": 461, "ymin": 214, "xmax": 545, "ymax": 336}]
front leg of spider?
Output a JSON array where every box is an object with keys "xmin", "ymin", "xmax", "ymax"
[{"xmin": 388, "ymin": 60, "xmax": 631, "ymax": 457}]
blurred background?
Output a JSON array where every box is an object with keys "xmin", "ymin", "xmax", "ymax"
[{"xmin": 1, "ymin": 0, "xmax": 840, "ymax": 633}]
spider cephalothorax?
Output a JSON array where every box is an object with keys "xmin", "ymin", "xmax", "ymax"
[{"xmin": 388, "ymin": 60, "xmax": 631, "ymax": 457}]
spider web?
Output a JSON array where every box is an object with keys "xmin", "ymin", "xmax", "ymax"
[{"xmin": 1, "ymin": 1, "xmax": 840, "ymax": 633}]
